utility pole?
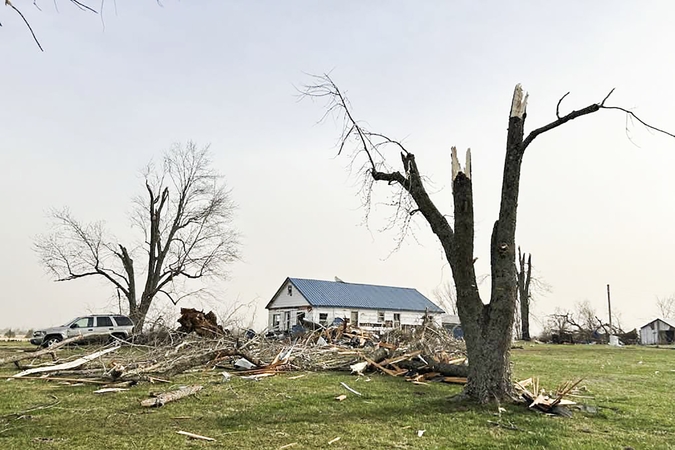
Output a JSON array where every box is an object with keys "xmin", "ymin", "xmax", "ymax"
[{"xmin": 607, "ymin": 284, "xmax": 612, "ymax": 333}]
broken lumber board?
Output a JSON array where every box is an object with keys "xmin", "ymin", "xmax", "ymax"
[
  {"xmin": 364, "ymin": 357, "xmax": 399, "ymax": 377},
  {"xmin": 379, "ymin": 350, "xmax": 423, "ymax": 366},
  {"xmin": 442, "ymin": 377, "xmax": 468, "ymax": 385},
  {"xmin": 93, "ymin": 388, "xmax": 130, "ymax": 394},
  {"xmin": 141, "ymin": 385, "xmax": 203, "ymax": 407},
  {"xmin": 0, "ymin": 335, "xmax": 85, "ymax": 367},
  {"xmin": 177, "ymin": 430, "xmax": 216, "ymax": 441},
  {"xmin": 13, "ymin": 346, "xmax": 119, "ymax": 378}
]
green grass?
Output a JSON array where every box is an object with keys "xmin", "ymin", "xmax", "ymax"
[{"xmin": 1, "ymin": 342, "xmax": 675, "ymax": 449}]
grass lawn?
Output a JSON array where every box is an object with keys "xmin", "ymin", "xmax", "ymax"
[{"xmin": 1, "ymin": 342, "xmax": 674, "ymax": 449}]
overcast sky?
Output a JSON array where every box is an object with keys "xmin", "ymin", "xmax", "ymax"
[{"xmin": 1, "ymin": 1, "xmax": 674, "ymax": 333}]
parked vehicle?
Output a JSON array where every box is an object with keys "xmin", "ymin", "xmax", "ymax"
[{"xmin": 30, "ymin": 315, "xmax": 134, "ymax": 347}]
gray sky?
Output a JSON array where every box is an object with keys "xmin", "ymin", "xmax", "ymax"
[{"xmin": 2, "ymin": 1, "xmax": 674, "ymax": 332}]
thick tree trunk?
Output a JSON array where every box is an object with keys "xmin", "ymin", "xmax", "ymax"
[
  {"xmin": 129, "ymin": 295, "xmax": 152, "ymax": 333},
  {"xmin": 449, "ymin": 87, "xmax": 527, "ymax": 402}
]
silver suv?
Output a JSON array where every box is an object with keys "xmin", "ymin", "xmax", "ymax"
[{"xmin": 30, "ymin": 315, "xmax": 134, "ymax": 347}]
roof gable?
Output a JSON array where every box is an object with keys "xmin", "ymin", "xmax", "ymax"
[
  {"xmin": 276, "ymin": 278, "xmax": 444, "ymax": 313},
  {"xmin": 641, "ymin": 318, "xmax": 675, "ymax": 329}
]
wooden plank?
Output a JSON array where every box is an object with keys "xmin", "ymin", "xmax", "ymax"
[
  {"xmin": 13, "ymin": 346, "xmax": 119, "ymax": 378},
  {"xmin": 364, "ymin": 357, "xmax": 398, "ymax": 377},
  {"xmin": 0, "ymin": 335, "xmax": 85, "ymax": 366},
  {"xmin": 442, "ymin": 377, "xmax": 468, "ymax": 385},
  {"xmin": 177, "ymin": 430, "xmax": 216, "ymax": 442}
]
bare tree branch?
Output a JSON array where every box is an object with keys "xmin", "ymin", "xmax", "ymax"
[
  {"xmin": 6, "ymin": 0, "xmax": 43, "ymax": 51},
  {"xmin": 35, "ymin": 142, "xmax": 240, "ymax": 331}
]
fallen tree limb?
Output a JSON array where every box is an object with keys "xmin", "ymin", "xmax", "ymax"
[
  {"xmin": 13, "ymin": 346, "xmax": 119, "ymax": 378},
  {"xmin": 141, "ymin": 385, "xmax": 203, "ymax": 407},
  {"xmin": 0, "ymin": 335, "xmax": 85, "ymax": 367},
  {"xmin": 115, "ymin": 348, "xmax": 261, "ymax": 380},
  {"xmin": 7, "ymin": 376, "xmax": 108, "ymax": 385},
  {"xmin": 396, "ymin": 356, "xmax": 469, "ymax": 378}
]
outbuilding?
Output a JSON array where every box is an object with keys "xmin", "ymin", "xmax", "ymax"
[
  {"xmin": 265, "ymin": 277, "xmax": 444, "ymax": 332},
  {"xmin": 639, "ymin": 318, "xmax": 675, "ymax": 345}
]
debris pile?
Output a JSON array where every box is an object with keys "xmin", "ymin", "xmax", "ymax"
[
  {"xmin": 176, "ymin": 308, "xmax": 229, "ymax": 337},
  {"xmin": 514, "ymin": 377, "xmax": 583, "ymax": 416},
  {"xmin": 0, "ymin": 323, "xmax": 466, "ymax": 386}
]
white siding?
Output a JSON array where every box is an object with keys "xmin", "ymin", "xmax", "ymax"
[
  {"xmin": 268, "ymin": 281, "xmax": 310, "ymax": 309},
  {"xmin": 640, "ymin": 319, "xmax": 674, "ymax": 345},
  {"xmin": 305, "ymin": 307, "xmax": 441, "ymax": 331}
]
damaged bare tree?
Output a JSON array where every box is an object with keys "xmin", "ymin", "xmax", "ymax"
[
  {"xmin": 304, "ymin": 74, "xmax": 673, "ymax": 403},
  {"xmin": 35, "ymin": 142, "xmax": 240, "ymax": 331},
  {"xmin": 433, "ymin": 280, "xmax": 457, "ymax": 316},
  {"xmin": 517, "ymin": 247, "xmax": 533, "ymax": 341}
]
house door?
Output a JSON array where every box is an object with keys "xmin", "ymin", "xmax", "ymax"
[
  {"xmin": 283, "ymin": 311, "xmax": 291, "ymax": 331},
  {"xmin": 350, "ymin": 311, "xmax": 358, "ymax": 326}
]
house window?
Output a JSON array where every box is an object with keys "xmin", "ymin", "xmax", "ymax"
[
  {"xmin": 297, "ymin": 311, "xmax": 306, "ymax": 325},
  {"xmin": 284, "ymin": 311, "xmax": 291, "ymax": 330},
  {"xmin": 287, "ymin": 285, "xmax": 293, "ymax": 296},
  {"xmin": 377, "ymin": 311, "xmax": 385, "ymax": 323},
  {"xmin": 272, "ymin": 314, "xmax": 280, "ymax": 330},
  {"xmin": 350, "ymin": 311, "xmax": 358, "ymax": 326},
  {"xmin": 319, "ymin": 313, "xmax": 328, "ymax": 326},
  {"xmin": 393, "ymin": 313, "xmax": 401, "ymax": 327}
]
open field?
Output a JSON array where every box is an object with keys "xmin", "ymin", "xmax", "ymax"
[{"xmin": 1, "ymin": 342, "xmax": 674, "ymax": 449}]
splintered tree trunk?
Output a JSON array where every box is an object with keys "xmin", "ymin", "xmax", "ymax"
[
  {"xmin": 449, "ymin": 87, "xmax": 527, "ymax": 402},
  {"xmin": 518, "ymin": 249, "xmax": 532, "ymax": 341}
]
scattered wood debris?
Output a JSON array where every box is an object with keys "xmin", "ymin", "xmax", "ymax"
[
  {"xmin": 177, "ymin": 430, "xmax": 216, "ymax": 441},
  {"xmin": 334, "ymin": 394, "xmax": 347, "ymax": 401},
  {"xmin": 13, "ymin": 346, "xmax": 119, "ymax": 378},
  {"xmin": 340, "ymin": 382, "xmax": 362, "ymax": 396},
  {"xmin": 514, "ymin": 377, "xmax": 583, "ymax": 416},
  {"xmin": 4, "ymin": 323, "xmax": 467, "ymax": 398},
  {"xmin": 328, "ymin": 436, "xmax": 341, "ymax": 444},
  {"xmin": 93, "ymin": 388, "xmax": 129, "ymax": 394},
  {"xmin": 277, "ymin": 443, "xmax": 298, "ymax": 450},
  {"xmin": 141, "ymin": 385, "xmax": 203, "ymax": 408},
  {"xmin": 0, "ymin": 335, "xmax": 85, "ymax": 367}
]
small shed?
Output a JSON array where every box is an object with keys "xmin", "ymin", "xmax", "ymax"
[
  {"xmin": 639, "ymin": 318, "xmax": 675, "ymax": 345},
  {"xmin": 265, "ymin": 277, "xmax": 444, "ymax": 332}
]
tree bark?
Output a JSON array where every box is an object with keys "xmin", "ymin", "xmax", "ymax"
[{"xmin": 518, "ymin": 248, "xmax": 532, "ymax": 341}]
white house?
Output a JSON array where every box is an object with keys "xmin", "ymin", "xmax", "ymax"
[
  {"xmin": 265, "ymin": 277, "xmax": 444, "ymax": 332},
  {"xmin": 639, "ymin": 318, "xmax": 675, "ymax": 345}
]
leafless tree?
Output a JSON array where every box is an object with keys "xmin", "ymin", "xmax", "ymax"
[
  {"xmin": 656, "ymin": 295, "xmax": 675, "ymax": 318},
  {"xmin": 35, "ymin": 142, "xmax": 240, "ymax": 331},
  {"xmin": 516, "ymin": 247, "xmax": 532, "ymax": 341},
  {"xmin": 516, "ymin": 248, "xmax": 551, "ymax": 341},
  {"xmin": 433, "ymin": 280, "xmax": 457, "ymax": 316},
  {"xmin": 303, "ymin": 73, "xmax": 673, "ymax": 403}
]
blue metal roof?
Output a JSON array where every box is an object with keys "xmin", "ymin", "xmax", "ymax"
[{"xmin": 287, "ymin": 278, "xmax": 444, "ymax": 313}]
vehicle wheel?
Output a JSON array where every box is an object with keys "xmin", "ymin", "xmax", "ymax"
[{"xmin": 42, "ymin": 336, "xmax": 63, "ymax": 348}]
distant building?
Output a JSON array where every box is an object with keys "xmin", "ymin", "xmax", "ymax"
[
  {"xmin": 639, "ymin": 318, "xmax": 675, "ymax": 345},
  {"xmin": 265, "ymin": 277, "xmax": 444, "ymax": 332},
  {"xmin": 440, "ymin": 314, "xmax": 463, "ymax": 339}
]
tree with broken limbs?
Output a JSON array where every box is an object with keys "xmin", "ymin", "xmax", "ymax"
[
  {"xmin": 304, "ymin": 75, "xmax": 673, "ymax": 403},
  {"xmin": 35, "ymin": 142, "xmax": 240, "ymax": 332}
]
